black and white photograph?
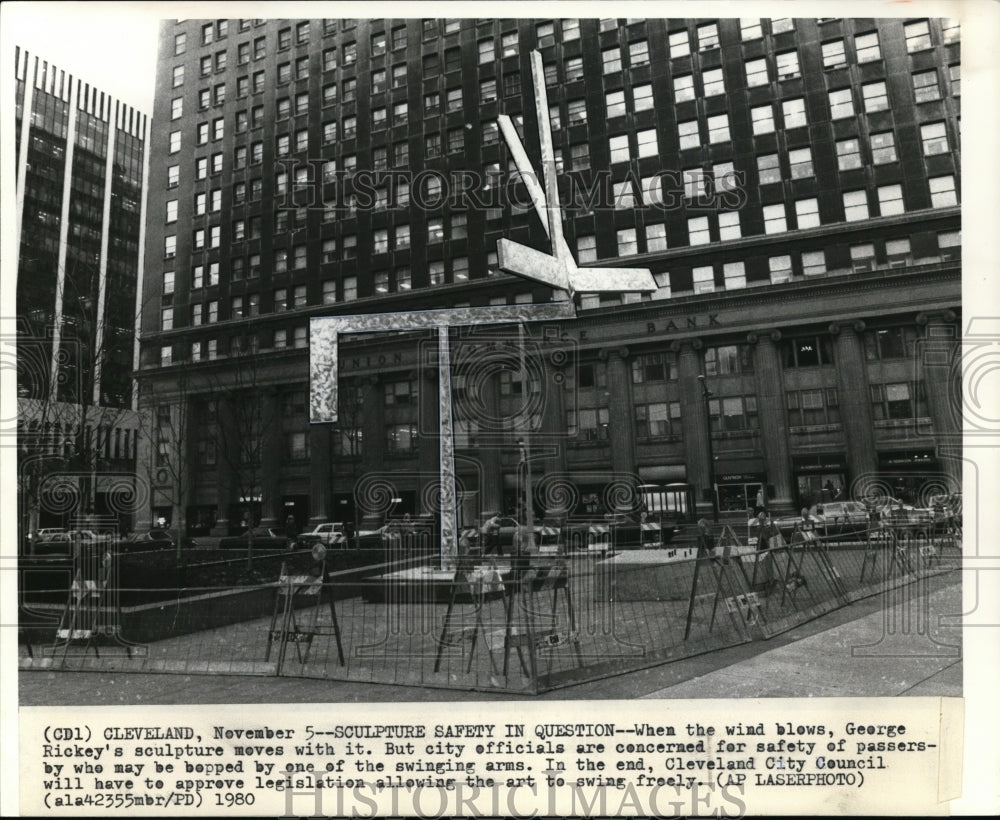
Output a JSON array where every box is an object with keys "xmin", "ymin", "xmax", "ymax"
[{"xmin": 2, "ymin": 1, "xmax": 997, "ymax": 816}]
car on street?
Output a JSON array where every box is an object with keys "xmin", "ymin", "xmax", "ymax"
[
  {"xmin": 219, "ymin": 526, "xmax": 289, "ymax": 551},
  {"xmin": 122, "ymin": 529, "xmax": 175, "ymax": 552},
  {"xmin": 295, "ymin": 522, "xmax": 348, "ymax": 549}
]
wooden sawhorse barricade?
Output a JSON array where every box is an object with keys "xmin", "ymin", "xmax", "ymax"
[
  {"xmin": 434, "ymin": 558, "xmax": 584, "ymax": 684},
  {"xmin": 684, "ymin": 524, "xmax": 765, "ymax": 639},
  {"xmin": 52, "ymin": 550, "xmax": 129, "ymax": 664},
  {"xmin": 266, "ymin": 554, "xmax": 345, "ymax": 674}
]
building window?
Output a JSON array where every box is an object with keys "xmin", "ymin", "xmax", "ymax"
[
  {"xmin": 870, "ymin": 131, "xmax": 898, "ymax": 164},
  {"xmin": 740, "ymin": 18, "xmax": 763, "ymax": 40},
  {"xmin": 698, "ymin": 22, "xmax": 719, "ymax": 50},
  {"xmin": 855, "ymin": 31, "xmax": 881, "ymax": 63},
  {"xmin": 616, "ymin": 228, "xmax": 638, "ymax": 257},
  {"xmin": 823, "ymin": 40, "xmax": 847, "ymax": 69},
  {"xmin": 751, "ymin": 104, "xmax": 774, "ymax": 135},
  {"xmin": 829, "ymin": 88, "xmax": 854, "ymax": 119},
  {"xmin": 784, "ymin": 336, "xmax": 834, "ymax": 368},
  {"xmin": 912, "ymin": 69, "xmax": 940, "ymax": 103},
  {"xmin": 705, "ymin": 344, "xmax": 753, "ymax": 376},
  {"xmin": 745, "ymin": 58, "xmax": 768, "ymax": 87},
  {"xmin": 796, "ymin": 198, "xmax": 820, "ymax": 229},
  {"xmin": 862, "ymin": 81, "xmax": 889, "ymax": 112},
  {"xmin": 769, "ymin": 255, "xmax": 793, "ymax": 283},
  {"xmin": 668, "ymin": 29, "xmax": 690, "ymax": 58},
  {"xmin": 719, "ymin": 212, "xmax": 742, "ymax": 240},
  {"xmin": 674, "ymin": 74, "xmax": 695, "ymax": 103},
  {"xmin": 865, "ymin": 327, "xmax": 918, "ymax": 361},
  {"xmin": 782, "ymin": 98, "xmax": 806, "ymax": 128},
  {"xmin": 757, "ymin": 153, "xmax": 781, "ymax": 185},
  {"xmin": 688, "ymin": 216, "xmax": 710, "ymax": 245},
  {"xmin": 708, "ymin": 396, "xmax": 758, "ymax": 433},
  {"xmin": 637, "ymin": 128, "xmax": 658, "ymax": 157},
  {"xmin": 921, "ymin": 121, "xmax": 949, "ymax": 156},
  {"xmin": 632, "ymin": 83, "xmax": 654, "ymax": 112},
  {"xmin": 871, "ymin": 383, "xmax": 920, "ymax": 421},
  {"xmin": 762, "ymin": 203, "xmax": 787, "ymax": 234},
  {"xmin": 776, "ymin": 50, "xmax": 800, "ymax": 80},
  {"xmin": 843, "ymin": 190, "xmax": 869, "ymax": 221},
  {"xmin": 877, "ymin": 184, "xmax": 905, "ymax": 216},
  {"xmin": 630, "ymin": 40, "xmax": 649, "ymax": 67},
  {"xmin": 949, "ymin": 63, "xmax": 960, "ymax": 96},
  {"xmin": 771, "ymin": 18, "xmax": 794, "ymax": 34},
  {"xmin": 788, "ymin": 147, "xmax": 813, "ymax": 179},
  {"xmin": 692, "ymin": 265, "xmax": 714, "ymax": 293},
  {"xmin": 635, "ymin": 403, "xmax": 672, "ymax": 438},
  {"xmin": 904, "ymin": 20, "xmax": 932, "ymax": 52},
  {"xmin": 836, "ymin": 138, "xmax": 862, "ymax": 171},
  {"xmin": 929, "ymin": 175, "xmax": 958, "ymax": 207},
  {"xmin": 787, "ymin": 388, "xmax": 840, "ymax": 426},
  {"xmin": 570, "ymin": 407, "xmax": 610, "ymax": 441},
  {"xmin": 799, "ymin": 250, "xmax": 825, "ymax": 276},
  {"xmin": 708, "ymin": 113, "xmax": 730, "ymax": 143},
  {"xmin": 722, "ymin": 260, "xmax": 746, "ymax": 288},
  {"xmin": 646, "ymin": 223, "xmax": 668, "ymax": 252}
]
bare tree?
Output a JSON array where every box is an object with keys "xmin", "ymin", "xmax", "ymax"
[{"xmin": 206, "ymin": 335, "xmax": 280, "ymax": 569}]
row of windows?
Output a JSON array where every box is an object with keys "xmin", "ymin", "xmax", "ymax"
[
  {"xmin": 161, "ymin": 220, "xmax": 958, "ymax": 317},
  {"xmin": 189, "ymin": 380, "xmax": 929, "ymax": 463}
]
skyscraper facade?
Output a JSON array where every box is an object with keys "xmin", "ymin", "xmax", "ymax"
[
  {"xmin": 138, "ymin": 17, "xmax": 960, "ymax": 535},
  {"xmin": 14, "ymin": 46, "xmax": 148, "ymax": 535}
]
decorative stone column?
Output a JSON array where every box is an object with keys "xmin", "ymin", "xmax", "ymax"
[
  {"xmin": 541, "ymin": 355, "xmax": 568, "ymax": 480},
  {"xmin": 475, "ymin": 369, "xmax": 504, "ymax": 517},
  {"xmin": 601, "ymin": 347, "xmax": 637, "ymax": 477},
  {"xmin": 419, "ymin": 367, "xmax": 441, "ymax": 514},
  {"xmin": 750, "ymin": 330, "xmax": 794, "ymax": 513},
  {"xmin": 916, "ymin": 310, "xmax": 962, "ymax": 488},
  {"xmin": 675, "ymin": 339, "xmax": 712, "ymax": 517},
  {"xmin": 259, "ymin": 388, "xmax": 283, "ymax": 526},
  {"xmin": 830, "ymin": 321, "xmax": 878, "ymax": 486},
  {"xmin": 210, "ymin": 396, "xmax": 237, "ymax": 535}
]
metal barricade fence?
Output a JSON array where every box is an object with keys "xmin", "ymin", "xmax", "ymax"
[{"xmin": 18, "ymin": 522, "xmax": 960, "ymax": 694}]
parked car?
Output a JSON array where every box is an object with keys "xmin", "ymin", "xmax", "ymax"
[
  {"xmin": 761, "ymin": 501, "xmax": 872, "ymax": 541},
  {"xmin": 122, "ymin": 529, "xmax": 175, "ymax": 552},
  {"xmin": 219, "ymin": 527, "xmax": 288, "ymax": 550},
  {"xmin": 296, "ymin": 522, "xmax": 348, "ymax": 549},
  {"xmin": 355, "ymin": 516, "xmax": 387, "ymax": 549}
]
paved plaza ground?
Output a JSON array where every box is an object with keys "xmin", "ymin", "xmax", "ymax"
[{"xmin": 19, "ymin": 571, "xmax": 960, "ymax": 704}]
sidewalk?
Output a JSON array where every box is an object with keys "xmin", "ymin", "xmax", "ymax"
[{"xmin": 18, "ymin": 574, "xmax": 960, "ymax": 705}]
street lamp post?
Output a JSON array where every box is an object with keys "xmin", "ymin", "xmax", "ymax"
[{"xmin": 698, "ymin": 375, "xmax": 718, "ymax": 522}]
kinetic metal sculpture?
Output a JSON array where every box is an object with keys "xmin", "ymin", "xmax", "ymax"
[{"xmin": 310, "ymin": 51, "xmax": 656, "ymax": 568}]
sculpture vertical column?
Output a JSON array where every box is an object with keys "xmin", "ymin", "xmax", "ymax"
[
  {"xmin": 437, "ymin": 327, "xmax": 458, "ymax": 568},
  {"xmin": 831, "ymin": 322, "xmax": 878, "ymax": 487},
  {"xmin": 676, "ymin": 339, "xmax": 713, "ymax": 517},
  {"xmin": 259, "ymin": 388, "xmax": 283, "ymax": 526},
  {"xmin": 751, "ymin": 331, "xmax": 794, "ymax": 513},
  {"xmin": 308, "ymin": 424, "xmax": 331, "ymax": 526},
  {"xmin": 210, "ymin": 395, "xmax": 237, "ymax": 535}
]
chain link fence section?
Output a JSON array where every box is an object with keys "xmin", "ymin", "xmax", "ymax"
[{"xmin": 18, "ymin": 520, "xmax": 960, "ymax": 693}]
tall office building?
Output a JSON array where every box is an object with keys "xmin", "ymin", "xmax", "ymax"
[
  {"xmin": 14, "ymin": 46, "xmax": 148, "ymax": 533},
  {"xmin": 139, "ymin": 17, "xmax": 960, "ymax": 535}
]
